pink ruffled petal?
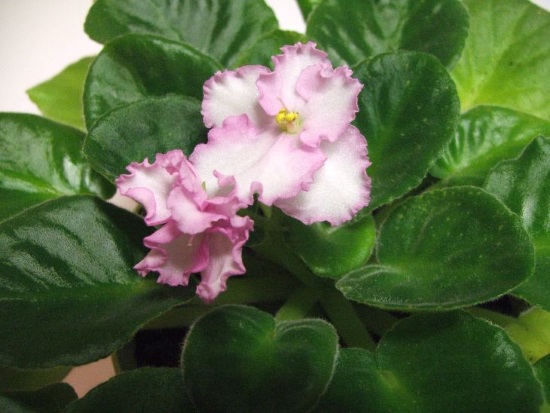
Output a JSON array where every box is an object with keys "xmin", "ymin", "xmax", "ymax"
[
  {"xmin": 135, "ymin": 221, "xmax": 208, "ymax": 287},
  {"xmin": 116, "ymin": 150, "xmax": 184, "ymax": 226},
  {"xmin": 275, "ymin": 125, "xmax": 371, "ymax": 226},
  {"xmin": 190, "ymin": 115, "xmax": 326, "ymax": 205},
  {"xmin": 202, "ymin": 65, "xmax": 271, "ymax": 129},
  {"xmin": 297, "ymin": 64, "xmax": 363, "ymax": 146},
  {"xmin": 257, "ymin": 42, "xmax": 329, "ymax": 116}
]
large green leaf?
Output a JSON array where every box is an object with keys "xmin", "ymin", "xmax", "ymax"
[
  {"xmin": 181, "ymin": 305, "xmax": 338, "ymax": 413},
  {"xmin": 27, "ymin": 57, "xmax": 94, "ymax": 130},
  {"xmin": 484, "ymin": 137, "xmax": 550, "ymax": 310},
  {"xmin": 0, "ymin": 383, "xmax": 77, "ymax": 413},
  {"xmin": 307, "ymin": 0, "xmax": 469, "ymax": 68},
  {"xmin": 65, "ymin": 368, "xmax": 195, "ymax": 413},
  {"xmin": 83, "ymin": 34, "xmax": 221, "ymax": 129},
  {"xmin": 431, "ymin": 106, "xmax": 550, "ymax": 185},
  {"xmin": 451, "ymin": 0, "xmax": 550, "ymax": 121},
  {"xmin": 84, "ymin": 96, "xmax": 207, "ymax": 181},
  {"xmin": 315, "ymin": 312, "xmax": 543, "ymax": 412},
  {"xmin": 0, "ymin": 114, "xmax": 113, "ymax": 222},
  {"xmin": 0, "ymin": 196, "xmax": 193, "ymax": 368},
  {"xmin": 283, "ymin": 212, "xmax": 376, "ymax": 279},
  {"xmin": 337, "ymin": 187, "xmax": 534, "ymax": 310},
  {"xmin": 353, "ymin": 51, "xmax": 460, "ymax": 212},
  {"xmin": 235, "ymin": 30, "xmax": 307, "ymax": 68},
  {"xmin": 84, "ymin": 0, "xmax": 278, "ymax": 67}
]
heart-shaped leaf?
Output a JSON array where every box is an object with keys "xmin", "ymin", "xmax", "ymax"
[
  {"xmin": 283, "ymin": 212, "xmax": 376, "ymax": 279},
  {"xmin": 353, "ymin": 51, "xmax": 460, "ymax": 212},
  {"xmin": 84, "ymin": 95, "xmax": 206, "ymax": 181},
  {"xmin": 65, "ymin": 368, "xmax": 195, "ymax": 413},
  {"xmin": 181, "ymin": 305, "xmax": 338, "ymax": 413},
  {"xmin": 337, "ymin": 187, "xmax": 534, "ymax": 310},
  {"xmin": 0, "ymin": 383, "xmax": 77, "ymax": 413},
  {"xmin": 307, "ymin": 0, "xmax": 469, "ymax": 68},
  {"xmin": 235, "ymin": 30, "xmax": 307, "ymax": 68},
  {"xmin": 84, "ymin": 0, "xmax": 278, "ymax": 67},
  {"xmin": 451, "ymin": 0, "xmax": 550, "ymax": 121},
  {"xmin": 0, "ymin": 114, "xmax": 113, "ymax": 222},
  {"xmin": 431, "ymin": 106, "xmax": 550, "ymax": 186},
  {"xmin": 83, "ymin": 34, "xmax": 221, "ymax": 128},
  {"xmin": 27, "ymin": 57, "xmax": 94, "ymax": 130},
  {"xmin": 0, "ymin": 196, "xmax": 193, "ymax": 368},
  {"xmin": 315, "ymin": 312, "xmax": 544, "ymax": 412},
  {"xmin": 484, "ymin": 137, "xmax": 550, "ymax": 310}
]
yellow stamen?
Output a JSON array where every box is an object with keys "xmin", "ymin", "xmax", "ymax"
[{"xmin": 275, "ymin": 109, "xmax": 300, "ymax": 133}]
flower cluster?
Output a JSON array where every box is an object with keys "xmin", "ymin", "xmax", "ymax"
[{"xmin": 117, "ymin": 42, "xmax": 371, "ymax": 302}]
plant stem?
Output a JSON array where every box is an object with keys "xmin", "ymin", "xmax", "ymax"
[{"xmin": 275, "ymin": 286, "xmax": 320, "ymax": 322}]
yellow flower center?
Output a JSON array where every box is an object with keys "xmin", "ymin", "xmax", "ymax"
[{"xmin": 275, "ymin": 109, "xmax": 300, "ymax": 134}]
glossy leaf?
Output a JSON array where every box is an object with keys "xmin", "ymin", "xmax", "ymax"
[
  {"xmin": 181, "ymin": 305, "xmax": 338, "ymax": 412},
  {"xmin": 65, "ymin": 368, "xmax": 195, "ymax": 413},
  {"xmin": 337, "ymin": 187, "xmax": 534, "ymax": 310},
  {"xmin": 307, "ymin": 0, "xmax": 469, "ymax": 68},
  {"xmin": 0, "ymin": 366, "xmax": 71, "ymax": 392},
  {"xmin": 0, "ymin": 196, "xmax": 193, "ymax": 368},
  {"xmin": 235, "ymin": 30, "xmax": 307, "ymax": 68},
  {"xmin": 315, "ymin": 312, "xmax": 544, "ymax": 412},
  {"xmin": 27, "ymin": 57, "xmax": 94, "ymax": 130},
  {"xmin": 84, "ymin": 96, "xmax": 206, "ymax": 181},
  {"xmin": 485, "ymin": 137, "xmax": 550, "ymax": 310},
  {"xmin": 451, "ymin": 0, "xmax": 550, "ymax": 120},
  {"xmin": 283, "ymin": 212, "xmax": 376, "ymax": 279},
  {"xmin": 83, "ymin": 34, "xmax": 221, "ymax": 128},
  {"xmin": 353, "ymin": 51, "xmax": 460, "ymax": 212},
  {"xmin": 0, "ymin": 114, "xmax": 113, "ymax": 222},
  {"xmin": 431, "ymin": 106, "xmax": 550, "ymax": 185},
  {"xmin": 84, "ymin": 0, "xmax": 278, "ymax": 67},
  {"xmin": 0, "ymin": 383, "xmax": 77, "ymax": 413}
]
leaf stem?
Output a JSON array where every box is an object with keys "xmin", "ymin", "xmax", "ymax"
[{"xmin": 275, "ymin": 286, "xmax": 320, "ymax": 322}]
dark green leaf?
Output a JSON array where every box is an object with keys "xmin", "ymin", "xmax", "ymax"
[
  {"xmin": 315, "ymin": 312, "xmax": 544, "ymax": 412},
  {"xmin": 27, "ymin": 57, "xmax": 94, "ymax": 130},
  {"xmin": 83, "ymin": 34, "xmax": 221, "ymax": 128},
  {"xmin": 0, "ymin": 366, "xmax": 71, "ymax": 392},
  {"xmin": 307, "ymin": 0, "xmax": 469, "ymax": 68},
  {"xmin": 65, "ymin": 368, "xmax": 195, "ymax": 413},
  {"xmin": 432, "ymin": 106, "xmax": 550, "ymax": 186},
  {"xmin": 0, "ymin": 196, "xmax": 193, "ymax": 368},
  {"xmin": 0, "ymin": 383, "xmax": 77, "ymax": 413},
  {"xmin": 337, "ymin": 187, "xmax": 534, "ymax": 310},
  {"xmin": 484, "ymin": 137, "xmax": 550, "ymax": 310},
  {"xmin": 451, "ymin": 0, "xmax": 550, "ymax": 121},
  {"xmin": 534, "ymin": 355, "xmax": 550, "ymax": 411},
  {"xmin": 0, "ymin": 114, "xmax": 113, "ymax": 222},
  {"xmin": 84, "ymin": 95, "xmax": 206, "ymax": 181},
  {"xmin": 84, "ymin": 0, "xmax": 278, "ymax": 67},
  {"xmin": 235, "ymin": 30, "xmax": 307, "ymax": 68},
  {"xmin": 181, "ymin": 305, "xmax": 338, "ymax": 413},
  {"xmin": 353, "ymin": 51, "xmax": 460, "ymax": 212},
  {"xmin": 283, "ymin": 212, "xmax": 376, "ymax": 279}
]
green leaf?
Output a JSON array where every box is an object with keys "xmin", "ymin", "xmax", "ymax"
[
  {"xmin": 451, "ymin": 0, "xmax": 550, "ymax": 121},
  {"xmin": 337, "ymin": 187, "xmax": 534, "ymax": 310},
  {"xmin": 484, "ymin": 137, "xmax": 550, "ymax": 310},
  {"xmin": 181, "ymin": 305, "xmax": 338, "ymax": 412},
  {"xmin": 283, "ymin": 212, "xmax": 376, "ymax": 279},
  {"xmin": 431, "ymin": 106, "xmax": 550, "ymax": 186},
  {"xmin": 65, "ymin": 368, "xmax": 195, "ymax": 413},
  {"xmin": 0, "ymin": 114, "xmax": 113, "ymax": 222},
  {"xmin": 0, "ymin": 196, "xmax": 193, "ymax": 368},
  {"xmin": 84, "ymin": 95, "xmax": 206, "ymax": 181},
  {"xmin": 504, "ymin": 308, "xmax": 550, "ymax": 364},
  {"xmin": 0, "ymin": 383, "xmax": 77, "ymax": 413},
  {"xmin": 84, "ymin": 0, "xmax": 278, "ymax": 67},
  {"xmin": 27, "ymin": 57, "xmax": 94, "ymax": 130},
  {"xmin": 83, "ymin": 34, "xmax": 221, "ymax": 129},
  {"xmin": 307, "ymin": 0, "xmax": 469, "ymax": 68},
  {"xmin": 296, "ymin": 0, "xmax": 323, "ymax": 19},
  {"xmin": 315, "ymin": 312, "xmax": 544, "ymax": 412},
  {"xmin": 0, "ymin": 366, "xmax": 71, "ymax": 392},
  {"xmin": 535, "ymin": 355, "xmax": 550, "ymax": 412},
  {"xmin": 353, "ymin": 51, "xmax": 460, "ymax": 212},
  {"xmin": 235, "ymin": 30, "xmax": 307, "ymax": 68}
]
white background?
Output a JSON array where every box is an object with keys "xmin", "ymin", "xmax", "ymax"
[{"xmin": 0, "ymin": 0, "xmax": 548, "ymax": 114}]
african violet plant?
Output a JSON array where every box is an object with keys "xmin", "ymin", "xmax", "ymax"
[{"xmin": 1, "ymin": 0, "xmax": 550, "ymax": 411}]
